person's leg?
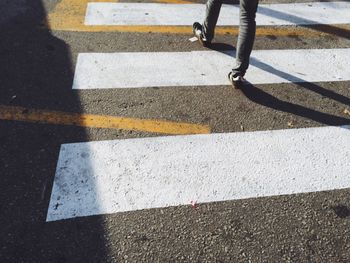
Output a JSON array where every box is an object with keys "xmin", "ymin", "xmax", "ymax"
[
  {"xmin": 202, "ymin": 0, "xmax": 223, "ymax": 42},
  {"xmin": 232, "ymin": 0, "xmax": 259, "ymax": 77}
]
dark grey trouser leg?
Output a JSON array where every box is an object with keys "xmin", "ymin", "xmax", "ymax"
[
  {"xmin": 202, "ymin": 0, "xmax": 223, "ymax": 42},
  {"xmin": 232, "ymin": 0, "xmax": 259, "ymax": 76}
]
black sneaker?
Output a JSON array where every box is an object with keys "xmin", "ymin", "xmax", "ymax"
[
  {"xmin": 228, "ymin": 71, "xmax": 245, "ymax": 89},
  {"xmin": 192, "ymin": 22, "xmax": 210, "ymax": 47}
]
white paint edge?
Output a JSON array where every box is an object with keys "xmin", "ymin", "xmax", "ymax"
[
  {"xmin": 47, "ymin": 125, "xmax": 350, "ymax": 221},
  {"xmin": 85, "ymin": 2, "xmax": 350, "ymax": 26},
  {"xmin": 72, "ymin": 48, "xmax": 350, "ymax": 90}
]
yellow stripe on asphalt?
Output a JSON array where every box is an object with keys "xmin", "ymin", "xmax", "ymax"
[
  {"xmin": 47, "ymin": 23, "xmax": 350, "ymax": 37},
  {"xmin": 0, "ymin": 105, "xmax": 210, "ymax": 135},
  {"xmin": 46, "ymin": 0, "xmax": 350, "ymax": 37}
]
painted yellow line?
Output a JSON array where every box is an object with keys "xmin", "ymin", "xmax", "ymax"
[
  {"xmin": 47, "ymin": 23, "xmax": 350, "ymax": 37},
  {"xmin": 0, "ymin": 105, "xmax": 210, "ymax": 135},
  {"xmin": 46, "ymin": 0, "xmax": 350, "ymax": 37}
]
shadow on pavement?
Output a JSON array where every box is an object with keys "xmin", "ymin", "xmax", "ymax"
[
  {"xmin": 0, "ymin": 0, "xmax": 109, "ymax": 261},
  {"xmin": 211, "ymin": 0, "xmax": 350, "ymax": 39},
  {"xmin": 241, "ymin": 83, "xmax": 350, "ymax": 126},
  {"xmin": 257, "ymin": 4, "xmax": 350, "ymax": 40},
  {"xmin": 209, "ymin": 43, "xmax": 350, "ymax": 126}
]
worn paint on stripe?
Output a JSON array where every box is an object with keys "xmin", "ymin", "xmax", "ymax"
[
  {"xmin": 46, "ymin": 0, "xmax": 191, "ymax": 30},
  {"xmin": 46, "ymin": 0, "xmax": 350, "ymax": 37},
  {"xmin": 85, "ymin": 2, "xmax": 350, "ymax": 26},
  {"xmin": 46, "ymin": 0, "xmax": 115, "ymax": 30},
  {"xmin": 72, "ymin": 48, "xmax": 350, "ymax": 90},
  {"xmin": 47, "ymin": 125, "xmax": 350, "ymax": 221},
  {"xmin": 0, "ymin": 105, "xmax": 210, "ymax": 135}
]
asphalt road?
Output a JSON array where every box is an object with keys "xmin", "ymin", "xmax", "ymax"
[{"xmin": 1, "ymin": 0, "xmax": 350, "ymax": 262}]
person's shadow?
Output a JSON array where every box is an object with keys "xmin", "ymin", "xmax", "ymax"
[
  {"xmin": 219, "ymin": 0, "xmax": 350, "ymax": 39},
  {"xmin": 0, "ymin": 0, "xmax": 109, "ymax": 261},
  {"xmin": 209, "ymin": 43, "xmax": 350, "ymax": 126}
]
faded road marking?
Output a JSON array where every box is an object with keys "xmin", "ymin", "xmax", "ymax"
[
  {"xmin": 46, "ymin": 0, "xmax": 192, "ymax": 31},
  {"xmin": 0, "ymin": 105, "xmax": 210, "ymax": 135}
]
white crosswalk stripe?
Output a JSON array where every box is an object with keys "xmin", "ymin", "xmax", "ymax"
[
  {"xmin": 72, "ymin": 49, "xmax": 350, "ymax": 89},
  {"xmin": 47, "ymin": 1, "xmax": 350, "ymax": 221},
  {"xmin": 85, "ymin": 2, "xmax": 350, "ymax": 26},
  {"xmin": 47, "ymin": 126, "xmax": 350, "ymax": 221}
]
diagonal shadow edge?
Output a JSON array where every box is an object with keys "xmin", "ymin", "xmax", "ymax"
[{"xmin": 210, "ymin": 46, "xmax": 350, "ymax": 126}]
